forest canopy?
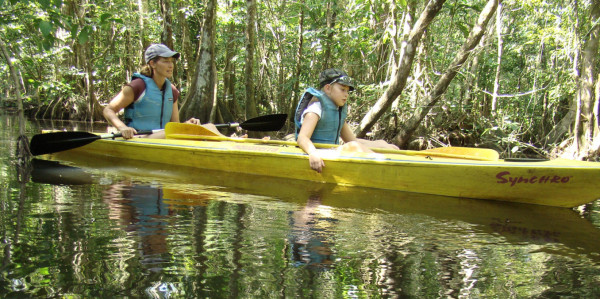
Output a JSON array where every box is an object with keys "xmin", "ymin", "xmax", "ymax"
[{"xmin": 1, "ymin": 0, "xmax": 599, "ymax": 159}]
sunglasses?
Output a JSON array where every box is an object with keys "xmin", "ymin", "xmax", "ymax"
[{"xmin": 329, "ymin": 75, "xmax": 355, "ymax": 91}]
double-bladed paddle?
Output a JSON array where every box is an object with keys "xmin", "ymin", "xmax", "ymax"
[{"xmin": 29, "ymin": 113, "xmax": 288, "ymax": 156}]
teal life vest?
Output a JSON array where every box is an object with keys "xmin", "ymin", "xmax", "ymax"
[
  {"xmin": 294, "ymin": 87, "xmax": 348, "ymax": 144},
  {"xmin": 124, "ymin": 73, "xmax": 174, "ymax": 130}
]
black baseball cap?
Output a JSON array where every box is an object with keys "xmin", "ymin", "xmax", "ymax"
[{"xmin": 318, "ymin": 68, "xmax": 355, "ymax": 91}]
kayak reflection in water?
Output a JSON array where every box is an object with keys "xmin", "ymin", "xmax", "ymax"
[
  {"xmin": 104, "ymin": 182, "xmax": 172, "ymax": 272},
  {"xmin": 288, "ymin": 195, "xmax": 336, "ymax": 269}
]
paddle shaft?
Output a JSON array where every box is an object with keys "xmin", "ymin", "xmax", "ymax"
[{"xmin": 213, "ymin": 114, "xmax": 287, "ymax": 131}]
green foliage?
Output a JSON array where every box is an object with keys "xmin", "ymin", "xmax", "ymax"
[{"xmin": 0, "ymin": 0, "xmax": 597, "ymax": 152}]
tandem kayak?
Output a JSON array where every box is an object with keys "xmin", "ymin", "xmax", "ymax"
[{"xmin": 36, "ymin": 129, "xmax": 600, "ymax": 208}]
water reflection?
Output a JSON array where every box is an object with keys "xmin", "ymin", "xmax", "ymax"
[
  {"xmin": 8, "ymin": 146, "xmax": 600, "ymax": 297},
  {"xmin": 47, "ymin": 150, "xmax": 600, "ymax": 264},
  {"xmin": 30, "ymin": 159, "xmax": 93, "ymax": 185},
  {"xmin": 289, "ymin": 194, "xmax": 335, "ymax": 269},
  {"xmin": 104, "ymin": 182, "xmax": 172, "ymax": 273}
]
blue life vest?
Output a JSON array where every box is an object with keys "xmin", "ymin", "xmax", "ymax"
[
  {"xmin": 294, "ymin": 87, "xmax": 348, "ymax": 144},
  {"xmin": 124, "ymin": 73, "xmax": 174, "ymax": 130}
]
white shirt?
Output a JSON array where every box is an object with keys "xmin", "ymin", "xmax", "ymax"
[{"xmin": 300, "ymin": 101, "xmax": 322, "ymax": 124}]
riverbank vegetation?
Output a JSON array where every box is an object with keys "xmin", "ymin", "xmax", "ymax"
[{"xmin": 1, "ymin": 0, "xmax": 599, "ymax": 159}]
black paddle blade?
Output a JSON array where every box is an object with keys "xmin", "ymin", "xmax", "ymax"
[
  {"xmin": 239, "ymin": 114, "xmax": 287, "ymax": 131},
  {"xmin": 30, "ymin": 131, "xmax": 101, "ymax": 156}
]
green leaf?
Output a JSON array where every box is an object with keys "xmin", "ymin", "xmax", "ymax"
[
  {"xmin": 39, "ymin": 21, "xmax": 52, "ymax": 37},
  {"xmin": 78, "ymin": 26, "xmax": 92, "ymax": 45},
  {"xmin": 100, "ymin": 13, "xmax": 112, "ymax": 24},
  {"xmin": 457, "ymin": 23, "xmax": 469, "ymax": 38},
  {"xmin": 39, "ymin": 0, "xmax": 50, "ymax": 8}
]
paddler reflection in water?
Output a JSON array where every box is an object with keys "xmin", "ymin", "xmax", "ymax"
[
  {"xmin": 288, "ymin": 194, "xmax": 336, "ymax": 269},
  {"xmin": 104, "ymin": 181, "xmax": 171, "ymax": 272},
  {"xmin": 103, "ymin": 43, "xmax": 220, "ymax": 139}
]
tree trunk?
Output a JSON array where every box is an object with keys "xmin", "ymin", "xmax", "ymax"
[
  {"xmin": 180, "ymin": 0, "xmax": 217, "ymax": 122},
  {"xmin": 160, "ymin": 0, "xmax": 176, "ymax": 80},
  {"xmin": 223, "ymin": 20, "xmax": 240, "ymax": 120},
  {"xmin": 357, "ymin": 0, "xmax": 447, "ymax": 138},
  {"xmin": 244, "ymin": 0, "xmax": 258, "ymax": 119},
  {"xmin": 286, "ymin": 2, "xmax": 305, "ymax": 132},
  {"xmin": 574, "ymin": 0, "xmax": 600, "ymax": 156},
  {"xmin": 323, "ymin": 0, "xmax": 337, "ymax": 69},
  {"xmin": 394, "ymin": 0, "xmax": 499, "ymax": 148},
  {"xmin": 490, "ymin": 2, "xmax": 503, "ymax": 112},
  {"xmin": 464, "ymin": 39, "xmax": 482, "ymax": 111},
  {"xmin": 137, "ymin": 0, "xmax": 147, "ymax": 61},
  {"xmin": 0, "ymin": 39, "xmax": 26, "ymax": 136},
  {"xmin": 179, "ymin": 1, "xmax": 197, "ymax": 94}
]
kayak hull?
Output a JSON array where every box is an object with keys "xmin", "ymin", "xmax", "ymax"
[{"xmin": 57, "ymin": 137, "xmax": 600, "ymax": 208}]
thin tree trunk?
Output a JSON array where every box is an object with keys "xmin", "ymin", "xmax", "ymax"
[
  {"xmin": 178, "ymin": 0, "xmax": 194, "ymax": 93},
  {"xmin": 244, "ymin": 0, "xmax": 258, "ymax": 119},
  {"xmin": 357, "ymin": 0, "xmax": 447, "ymax": 138},
  {"xmin": 323, "ymin": 0, "xmax": 337, "ymax": 69},
  {"xmin": 394, "ymin": 0, "xmax": 499, "ymax": 147},
  {"xmin": 490, "ymin": 2, "xmax": 503, "ymax": 112},
  {"xmin": 287, "ymin": 2, "xmax": 305, "ymax": 132},
  {"xmin": 180, "ymin": 0, "xmax": 217, "ymax": 122},
  {"xmin": 137, "ymin": 0, "xmax": 147, "ymax": 61},
  {"xmin": 160, "ymin": 0, "xmax": 176, "ymax": 80},
  {"xmin": 464, "ymin": 39, "xmax": 482, "ymax": 111},
  {"xmin": 223, "ymin": 20, "xmax": 240, "ymax": 119},
  {"xmin": 0, "ymin": 39, "xmax": 25, "ymax": 133}
]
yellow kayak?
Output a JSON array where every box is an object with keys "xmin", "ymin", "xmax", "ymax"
[{"xmin": 51, "ymin": 132, "xmax": 600, "ymax": 208}]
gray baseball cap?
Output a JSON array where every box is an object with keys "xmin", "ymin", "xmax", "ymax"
[
  {"xmin": 318, "ymin": 68, "xmax": 355, "ymax": 91},
  {"xmin": 144, "ymin": 44, "xmax": 181, "ymax": 63}
]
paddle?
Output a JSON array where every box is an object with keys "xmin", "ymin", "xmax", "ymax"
[
  {"xmin": 29, "ymin": 130, "xmax": 158, "ymax": 156},
  {"xmin": 30, "ymin": 114, "xmax": 287, "ymax": 156},
  {"xmin": 214, "ymin": 113, "xmax": 287, "ymax": 131}
]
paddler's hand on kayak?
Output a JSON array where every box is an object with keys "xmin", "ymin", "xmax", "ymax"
[
  {"xmin": 118, "ymin": 126, "xmax": 137, "ymax": 139},
  {"xmin": 308, "ymin": 151, "xmax": 325, "ymax": 173},
  {"xmin": 185, "ymin": 118, "xmax": 200, "ymax": 125}
]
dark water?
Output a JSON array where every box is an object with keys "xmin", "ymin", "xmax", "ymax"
[{"xmin": 1, "ymin": 113, "xmax": 600, "ymax": 298}]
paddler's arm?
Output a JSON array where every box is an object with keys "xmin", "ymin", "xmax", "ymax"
[
  {"xmin": 356, "ymin": 136, "xmax": 399, "ymax": 150},
  {"xmin": 358, "ymin": 139, "xmax": 399, "ymax": 150},
  {"xmin": 339, "ymin": 123, "xmax": 399, "ymax": 151},
  {"xmin": 340, "ymin": 123, "xmax": 399, "ymax": 150},
  {"xmin": 171, "ymin": 98, "xmax": 201, "ymax": 125},
  {"xmin": 103, "ymin": 86, "xmax": 137, "ymax": 139},
  {"xmin": 297, "ymin": 112, "xmax": 325, "ymax": 173}
]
